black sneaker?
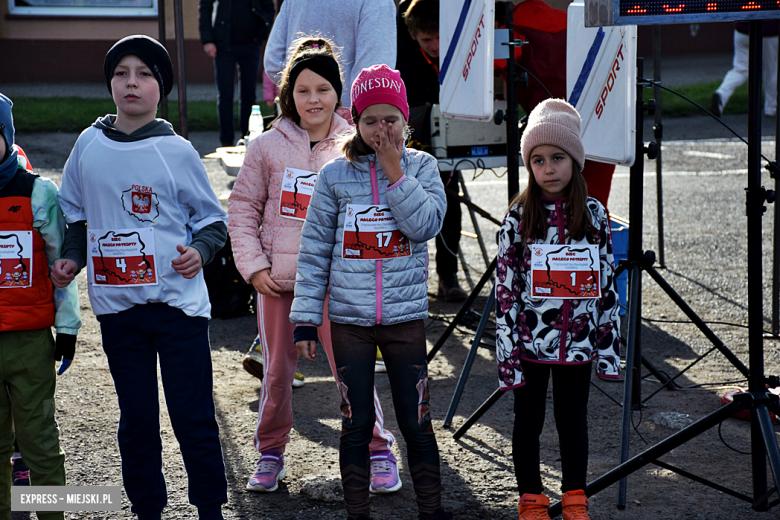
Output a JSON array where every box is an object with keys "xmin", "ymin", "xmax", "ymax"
[
  {"xmin": 437, "ymin": 274, "xmax": 468, "ymax": 302},
  {"xmin": 419, "ymin": 509, "xmax": 453, "ymax": 520},
  {"xmin": 711, "ymin": 92, "xmax": 723, "ymax": 118},
  {"xmin": 12, "ymin": 457, "xmax": 29, "ymax": 486}
]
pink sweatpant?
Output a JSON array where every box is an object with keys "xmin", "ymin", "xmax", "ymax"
[{"xmin": 253, "ymin": 292, "xmax": 395, "ymax": 454}]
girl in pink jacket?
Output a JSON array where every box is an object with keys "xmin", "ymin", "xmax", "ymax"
[{"xmin": 227, "ymin": 37, "xmax": 399, "ymax": 495}]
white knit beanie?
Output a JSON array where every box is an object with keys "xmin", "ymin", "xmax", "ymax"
[{"xmin": 521, "ymin": 98, "xmax": 585, "ymax": 172}]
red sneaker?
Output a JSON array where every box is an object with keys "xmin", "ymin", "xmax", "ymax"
[
  {"xmin": 562, "ymin": 489, "xmax": 590, "ymax": 520},
  {"xmin": 518, "ymin": 493, "xmax": 551, "ymax": 520}
]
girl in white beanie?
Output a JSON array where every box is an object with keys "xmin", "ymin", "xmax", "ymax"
[{"xmin": 495, "ymin": 99, "xmax": 621, "ymax": 520}]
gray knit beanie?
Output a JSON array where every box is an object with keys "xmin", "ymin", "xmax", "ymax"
[{"xmin": 521, "ymin": 98, "xmax": 585, "ymax": 172}]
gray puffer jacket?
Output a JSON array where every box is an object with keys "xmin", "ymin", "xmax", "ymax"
[{"xmin": 290, "ymin": 148, "xmax": 446, "ymax": 327}]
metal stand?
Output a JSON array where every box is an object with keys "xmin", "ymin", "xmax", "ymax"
[
  {"xmin": 457, "ymin": 170, "xmax": 491, "ymax": 269},
  {"xmin": 774, "ymin": 33, "xmax": 780, "ymax": 336},
  {"xmin": 172, "ymin": 0, "xmax": 188, "ymax": 138},
  {"xmin": 652, "ymin": 25, "xmax": 666, "ymax": 267},
  {"xmin": 547, "ymin": 22, "xmax": 780, "ymax": 516},
  {"xmin": 443, "ymin": 286, "xmax": 496, "ymax": 427}
]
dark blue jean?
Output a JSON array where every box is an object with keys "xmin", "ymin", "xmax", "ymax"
[
  {"xmin": 98, "ymin": 303, "xmax": 227, "ymax": 520},
  {"xmin": 330, "ymin": 320, "xmax": 442, "ymax": 519},
  {"xmin": 214, "ymin": 43, "xmax": 261, "ymax": 145}
]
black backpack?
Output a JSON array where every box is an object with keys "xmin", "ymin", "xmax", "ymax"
[{"xmin": 203, "ymin": 240, "xmax": 254, "ymax": 318}]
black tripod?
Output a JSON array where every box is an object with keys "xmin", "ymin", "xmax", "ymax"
[{"xmin": 546, "ymin": 21, "xmax": 780, "ymax": 516}]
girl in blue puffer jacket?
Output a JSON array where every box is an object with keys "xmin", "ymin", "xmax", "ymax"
[{"xmin": 290, "ymin": 64, "xmax": 451, "ymax": 520}]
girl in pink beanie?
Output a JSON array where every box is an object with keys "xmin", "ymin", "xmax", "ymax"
[
  {"xmin": 291, "ymin": 64, "xmax": 451, "ymax": 520},
  {"xmin": 496, "ymin": 99, "xmax": 621, "ymax": 520}
]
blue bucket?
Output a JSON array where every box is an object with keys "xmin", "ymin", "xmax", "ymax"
[{"xmin": 609, "ymin": 218, "xmax": 628, "ymax": 316}]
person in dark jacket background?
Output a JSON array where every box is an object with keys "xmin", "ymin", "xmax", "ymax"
[
  {"xmin": 396, "ymin": 0, "xmax": 468, "ymax": 302},
  {"xmin": 199, "ymin": 0, "xmax": 275, "ymax": 147},
  {"xmin": 496, "ymin": 0, "xmax": 617, "ymax": 210}
]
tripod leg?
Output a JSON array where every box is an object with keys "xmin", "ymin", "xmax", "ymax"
[
  {"xmin": 617, "ymin": 264, "xmax": 642, "ymax": 509},
  {"xmin": 548, "ymin": 400, "xmax": 744, "ymax": 518},
  {"xmin": 427, "ymin": 257, "xmax": 496, "ymax": 362},
  {"xmin": 457, "ymin": 170, "xmax": 491, "ymax": 269},
  {"xmin": 452, "ymin": 388, "xmax": 504, "ymax": 440},
  {"xmin": 754, "ymin": 403, "xmax": 780, "ymax": 510},
  {"xmin": 644, "ymin": 264, "xmax": 749, "ymax": 378},
  {"xmin": 444, "ymin": 288, "xmax": 495, "ymax": 427}
]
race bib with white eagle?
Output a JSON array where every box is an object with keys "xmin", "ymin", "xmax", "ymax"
[
  {"xmin": 89, "ymin": 228, "xmax": 158, "ymax": 286},
  {"xmin": 0, "ymin": 231, "xmax": 33, "ymax": 288},
  {"xmin": 342, "ymin": 204, "xmax": 411, "ymax": 260},
  {"xmin": 529, "ymin": 244, "xmax": 600, "ymax": 299}
]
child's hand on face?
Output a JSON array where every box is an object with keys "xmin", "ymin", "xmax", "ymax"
[
  {"xmin": 51, "ymin": 259, "xmax": 78, "ymax": 288},
  {"xmin": 172, "ymin": 245, "xmax": 203, "ymax": 279},
  {"xmin": 370, "ymin": 121, "xmax": 404, "ymax": 184},
  {"xmin": 295, "ymin": 340, "xmax": 317, "ymax": 362},
  {"xmin": 251, "ymin": 268, "xmax": 282, "ymax": 298}
]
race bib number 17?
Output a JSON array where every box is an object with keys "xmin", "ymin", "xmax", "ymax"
[
  {"xmin": 342, "ymin": 204, "xmax": 411, "ymax": 260},
  {"xmin": 530, "ymin": 244, "xmax": 600, "ymax": 299},
  {"xmin": 89, "ymin": 228, "xmax": 158, "ymax": 286},
  {"xmin": 0, "ymin": 231, "xmax": 33, "ymax": 288}
]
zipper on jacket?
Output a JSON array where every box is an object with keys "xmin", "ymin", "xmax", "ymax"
[
  {"xmin": 371, "ymin": 161, "xmax": 382, "ymax": 325},
  {"xmin": 555, "ymin": 198, "xmax": 571, "ymax": 362}
]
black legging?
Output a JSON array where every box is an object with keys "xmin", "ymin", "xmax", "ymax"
[
  {"xmin": 512, "ymin": 361, "xmax": 592, "ymax": 495},
  {"xmin": 331, "ymin": 320, "xmax": 442, "ymax": 519}
]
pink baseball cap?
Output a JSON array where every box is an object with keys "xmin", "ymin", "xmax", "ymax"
[{"xmin": 350, "ymin": 64, "xmax": 409, "ymax": 121}]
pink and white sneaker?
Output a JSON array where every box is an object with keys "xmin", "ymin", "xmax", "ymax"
[
  {"xmin": 246, "ymin": 449, "xmax": 286, "ymax": 492},
  {"xmin": 369, "ymin": 450, "xmax": 402, "ymax": 494}
]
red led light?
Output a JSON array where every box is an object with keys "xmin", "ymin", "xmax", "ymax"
[
  {"xmin": 662, "ymin": 3, "xmax": 685, "ymax": 11},
  {"xmin": 742, "ymin": 1, "xmax": 760, "ymax": 8},
  {"xmin": 626, "ymin": 4, "xmax": 647, "ymax": 12},
  {"xmin": 706, "ymin": 2, "xmax": 717, "ymax": 9}
]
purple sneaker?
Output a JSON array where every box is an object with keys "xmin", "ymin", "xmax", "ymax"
[
  {"xmin": 369, "ymin": 450, "xmax": 402, "ymax": 494},
  {"xmin": 246, "ymin": 449, "xmax": 286, "ymax": 492}
]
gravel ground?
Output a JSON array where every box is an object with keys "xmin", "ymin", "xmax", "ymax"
[{"xmin": 10, "ymin": 118, "xmax": 780, "ymax": 520}]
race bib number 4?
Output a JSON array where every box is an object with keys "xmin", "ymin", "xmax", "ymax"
[
  {"xmin": 0, "ymin": 231, "xmax": 33, "ymax": 288},
  {"xmin": 530, "ymin": 244, "xmax": 600, "ymax": 299},
  {"xmin": 89, "ymin": 228, "xmax": 158, "ymax": 286},
  {"xmin": 342, "ymin": 204, "xmax": 411, "ymax": 260},
  {"xmin": 279, "ymin": 167, "xmax": 318, "ymax": 221}
]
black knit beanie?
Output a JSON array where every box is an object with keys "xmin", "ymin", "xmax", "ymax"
[{"xmin": 104, "ymin": 35, "xmax": 174, "ymax": 100}]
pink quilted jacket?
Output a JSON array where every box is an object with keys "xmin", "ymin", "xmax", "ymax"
[{"xmin": 228, "ymin": 109, "xmax": 352, "ymax": 292}]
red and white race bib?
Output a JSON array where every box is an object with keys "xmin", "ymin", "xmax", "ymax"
[
  {"xmin": 89, "ymin": 228, "xmax": 158, "ymax": 286},
  {"xmin": 342, "ymin": 204, "xmax": 411, "ymax": 260},
  {"xmin": 279, "ymin": 167, "xmax": 318, "ymax": 221},
  {"xmin": 530, "ymin": 244, "xmax": 600, "ymax": 299},
  {"xmin": 0, "ymin": 231, "xmax": 33, "ymax": 288}
]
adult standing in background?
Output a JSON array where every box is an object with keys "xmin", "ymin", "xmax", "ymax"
[
  {"xmin": 396, "ymin": 0, "xmax": 468, "ymax": 302},
  {"xmin": 712, "ymin": 21, "xmax": 778, "ymax": 119},
  {"xmin": 263, "ymin": 0, "xmax": 397, "ymax": 107},
  {"xmin": 199, "ymin": 0, "xmax": 276, "ymax": 147}
]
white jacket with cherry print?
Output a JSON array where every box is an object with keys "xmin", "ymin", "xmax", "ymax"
[{"xmin": 495, "ymin": 196, "xmax": 621, "ymax": 391}]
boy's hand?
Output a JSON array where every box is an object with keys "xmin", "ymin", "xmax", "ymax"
[
  {"xmin": 172, "ymin": 245, "xmax": 203, "ymax": 279},
  {"xmin": 295, "ymin": 340, "xmax": 317, "ymax": 362},
  {"xmin": 370, "ymin": 121, "xmax": 404, "ymax": 184},
  {"xmin": 51, "ymin": 259, "xmax": 78, "ymax": 288},
  {"xmin": 251, "ymin": 268, "xmax": 282, "ymax": 298},
  {"xmin": 54, "ymin": 333, "xmax": 76, "ymax": 375}
]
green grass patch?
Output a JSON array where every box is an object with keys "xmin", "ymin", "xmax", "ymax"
[
  {"xmin": 11, "ymin": 97, "xmax": 275, "ymax": 133},
  {"xmin": 646, "ymin": 80, "xmax": 748, "ymax": 117},
  {"xmin": 9, "ymin": 83, "xmax": 749, "ymax": 133}
]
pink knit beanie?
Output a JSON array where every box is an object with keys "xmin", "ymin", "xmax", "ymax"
[
  {"xmin": 350, "ymin": 64, "xmax": 409, "ymax": 121},
  {"xmin": 521, "ymin": 98, "xmax": 585, "ymax": 172}
]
